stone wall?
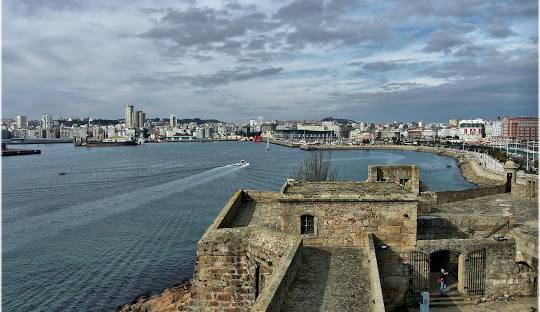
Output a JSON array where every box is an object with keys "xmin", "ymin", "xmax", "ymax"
[
  {"xmin": 416, "ymin": 238, "xmax": 533, "ymax": 297},
  {"xmin": 512, "ymin": 177, "xmax": 538, "ymax": 199},
  {"xmin": 367, "ymin": 234, "xmax": 386, "ymax": 312},
  {"xmin": 417, "ymin": 215, "xmax": 514, "ymax": 240},
  {"xmin": 188, "ymin": 228, "xmax": 301, "ymax": 311},
  {"xmin": 459, "ymin": 157, "xmax": 505, "ymax": 186},
  {"xmin": 230, "ymin": 191, "xmax": 281, "ymax": 229},
  {"xmin": 509, "ymin": 228, "xmax": 538, "ymax": 273},
  {"xmin": 279, "ymin": 201, "xmax": 417, "ymax": 248},
  {"xmin": 210, "ymin": 190, "xmax": 244, "ymax": 230},
  {"xmin": 252, "ymin": 238, "xmax": 303, "ymax": 312},
  {"xmin": 434, "ymin": 185, "xmax": 506, "ymax": 204},
  {"xmin": 372, "ymin": 238, "xmax": 411, "ymax": 308},
  {"xmin": 418, "ymin": 185, "xmax": 507, "ymax": 212},
  {"xmin": 367, "ymin": 165, "xmax": 420, "ymax": 194}
]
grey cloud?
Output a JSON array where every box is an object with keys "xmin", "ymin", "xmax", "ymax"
[
  {"xmin": 247, "ymin": 39, "xmax": 266, "ymax": 50},
  {"xmin": 423, "ymin": 30, "xmax": 467, "ymax": 53},
  {"xmin": 215, "ymin": 40, "xmax": 243, "ymax": 55},
  {"xmin": 134, "ymin": 67, "xmax": 284, "ymax": 87},
  {"xmin": 362, "ymin": 61, "xmax": 406, "ymax": 72},
  {"xmin": 453, "ymin": 45, "xmax": 491, "ymax": 58},
  {"xmin": 380, "ymin": 82, "xmax": 425, "ymax": 92},
  {"xmin": 487, "ymin": 25, "xmax": 516, "ymax": 38},
  {"xmin": 140, "ymin": 8, "xmax": 279, "ymax": 51},
  {"xmin": 274, "ymin": 0, "xmax": 323, "ymax": 22}
]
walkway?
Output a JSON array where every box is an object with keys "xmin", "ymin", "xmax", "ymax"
[
  {"xmin": 280, "ymin": 247, "xmax": 370, "ymax": 312},
  {"xmin": 408, "ymin": 296, "xmax": 537, "ymax": 312}
]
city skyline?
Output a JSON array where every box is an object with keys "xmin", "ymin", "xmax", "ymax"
[{"xmin": 3, "ymin": 0, "xmax": 538, "ymax": 122}]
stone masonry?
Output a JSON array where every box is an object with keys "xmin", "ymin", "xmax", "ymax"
[{"xmin": 187, "ymin": 163, "xmax": 537, "ymax": 311}]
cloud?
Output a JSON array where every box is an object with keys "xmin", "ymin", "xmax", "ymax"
[
  {"xmin": 134, "ymin": 66, "xmax": 284, "ymax": 87},
  {"xmin": 2, "ymin": 0, "xmax": 537, "ymax": 122},
  {"xmin": 487, "ymin": 25, "xmax": 517, "ymax": 38},
  {"xmin": 139, "ymin": 7, "xmax": 280, "ymax": 56},
  {"xmin": 423, "ymin": 30, "xmax": 467, "ymax": 53}
]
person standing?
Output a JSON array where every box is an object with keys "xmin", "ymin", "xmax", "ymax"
[{"xmin": 439, "ymin": 268, "xmax": 448, "ymax": 295}]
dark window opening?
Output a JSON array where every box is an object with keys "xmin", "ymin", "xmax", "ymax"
[
  {"xmin": 399, "ymin": 178, "xmax": 409, "ymax": 186},
  {"xmin": 506, "ymin": 173, "xmax": 512, "ymax": 192},
  {"xmin": 255, "ymin": 263, "xmax": 260, "ymax": 299},
  {"xmin": 301, "ymin": 215, "xmax": 315, "ymax": 234}
]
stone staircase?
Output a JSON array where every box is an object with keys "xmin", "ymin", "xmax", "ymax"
[{"xmin": 429, "ymin": 294, "xmax": 476, "ymax": 307}]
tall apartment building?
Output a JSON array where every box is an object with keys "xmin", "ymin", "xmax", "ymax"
[
  {"xmin": 502, "ymin": 117, "xmax": 538, "ymax": 141},
  {"xmin": 135, "ymin": 111, "xmax": 145, "ymax": 129},
  {"xmin": 40, "ymin": 114, "xmax": 52, "ymax": 139},
  {"xmin": 170, "ymin": 114, "xmax": 177, "ymax": 127},
  {"xmin": 16, "ymin": 115, "xmax": 28, "ymax": 129},
  {"xmin": 125, "ymin": 105, "xmax": 134, "ymax": 128}
]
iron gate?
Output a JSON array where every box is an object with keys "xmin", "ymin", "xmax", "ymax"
[
  {"xmin": 466, "ymin": 249, "xmax": 486, "ymax": 295},
  {"xmin": 410, "ymin": 251, "xmax": 430, "ymax": 295}
]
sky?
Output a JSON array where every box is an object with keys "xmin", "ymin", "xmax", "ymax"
[{"xmin": 2, "ymin": 0, "xmax": 539, "ymax": 122}]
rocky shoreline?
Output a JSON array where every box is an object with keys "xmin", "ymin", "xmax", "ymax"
[{"xmin": 117, "ymin": 279, "xmax": 191, "ymax": 312}]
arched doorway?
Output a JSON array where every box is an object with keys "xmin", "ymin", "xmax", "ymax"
[{"xmin": 429, "ymin": 250, "xmax": 463, "ymax": 295}]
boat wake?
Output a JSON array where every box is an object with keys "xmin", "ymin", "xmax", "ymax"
[{"xmin": 4, "ymin": 162, "xmax": 248, "ymax": 252}]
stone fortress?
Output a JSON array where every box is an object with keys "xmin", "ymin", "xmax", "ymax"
[{"xmin": 186, "ymin": 155, "xmax": 538, "ymax": 311}]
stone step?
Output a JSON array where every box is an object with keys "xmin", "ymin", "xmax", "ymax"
[
  {"xmin": 430, "ymin": 296, "xmax": 466, "ymax": 302},
  {"xmin": 429, "ymin": 298, "xmax": 476, "ymax": 307}
]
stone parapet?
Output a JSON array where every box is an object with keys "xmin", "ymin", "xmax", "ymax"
[
  {"xmin": 252, "ymin": 237, "xmax": 302, "ymax": 312},
  {"xmin": 189, "ymin": 227, "xmax": 302, "ymax": 311},
  {"xmin": 367, "ymin": 234, "xmax": 386, "ymax": 312},
  {"xmin": 417, "ymin": 215, "xmax": 515, "ymax": 240}
]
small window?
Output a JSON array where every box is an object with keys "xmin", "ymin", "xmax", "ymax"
[
  {"xmin": 399, "ymin": 178, "xmax": 409, "ymax": 186},
  {"xmin": 301, "ymin": 215, "xmax": 315, "ymax": 234}
]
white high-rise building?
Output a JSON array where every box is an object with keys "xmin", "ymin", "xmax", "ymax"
[
  {"xmin": 16, "ymin": 115, "xmax": 28, "ymax": 129},
  {"xmin": 359, "ymin": 122, "xmax": 366, "ymax": 131},
  {"xmin": 170, "ymin": 114, "xmax": 178, "ymax": 127},
  {"xmin": 41, "ymin": 114, "xmax": 51, "ymax": 129},
  {"xmin": 125, "ymin": 105, "xmax": 134, "ymax": 128}
]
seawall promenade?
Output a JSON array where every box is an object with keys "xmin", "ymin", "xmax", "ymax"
[{"xmin": 268, "ymin": 140, "xmax": 530, "ymax": 187}]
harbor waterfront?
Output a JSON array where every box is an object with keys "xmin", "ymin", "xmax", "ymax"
[{"xmin": 3, "ymin": 142, "xmax": 476, "ymax": 311}]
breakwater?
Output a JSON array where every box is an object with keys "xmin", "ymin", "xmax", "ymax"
[{"xmin": 1, "ymin": 148, "xmax": 41, "ymax": 156}]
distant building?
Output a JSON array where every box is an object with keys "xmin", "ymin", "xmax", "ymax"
[
  {"xmin": 459, "ymin": 119, "xmax": 485, "ymax": 143},
  {"xmin": 125, "ymin": 105, "xmax": 134, "ymax": 128},
  {"xmin": 359, "ymin": 122, "xmax": 366, "ymax": 131},
  {"xmin": 350, "ymin": 129, "xmax": 375, "ymax": 142},
  {"xmin": 170, "ymin": 114, "xmax": 177, "ymax": 127},
  {"xmin": 41, "ymin": 114, "xmax": 52, "ymax": 138},
  {"xmin": 502, "ymin": 117, "xmax": 538, "ymax": 141},
  {"xmin": 135, "ymin": 111, "xmax": 145, "ymax": 129},
  {"xmin": 421, "ymin": 129, "xmax": 436, "ymax": 140},
  {"xmin": 195, "ymin": 128, "xmax": 206, "ymax": 139},
  {"xmin": 492, "ymin": 121, "xmax": 502, "ymax": 138},
  {"xmin": 448, "ymin": 119, "xmax": 460, "ymax": 128},
  {"xmin": 407, "ymin": 129, "xmax": 423, "ymax": 141},
  {"xmin": 41, "ymin": 114, "xmax": 51, "ymax": 130},
  {"xmin": 260, "ymin": 123, "xmax": 276, "ymax": 134},
  {"xmin": 438, "ymin": 128, "xmax": 460, "ymax": 139},
  {"xmin": 16, "ymin": 115, "xmax": 28, "ymax": 129}
]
